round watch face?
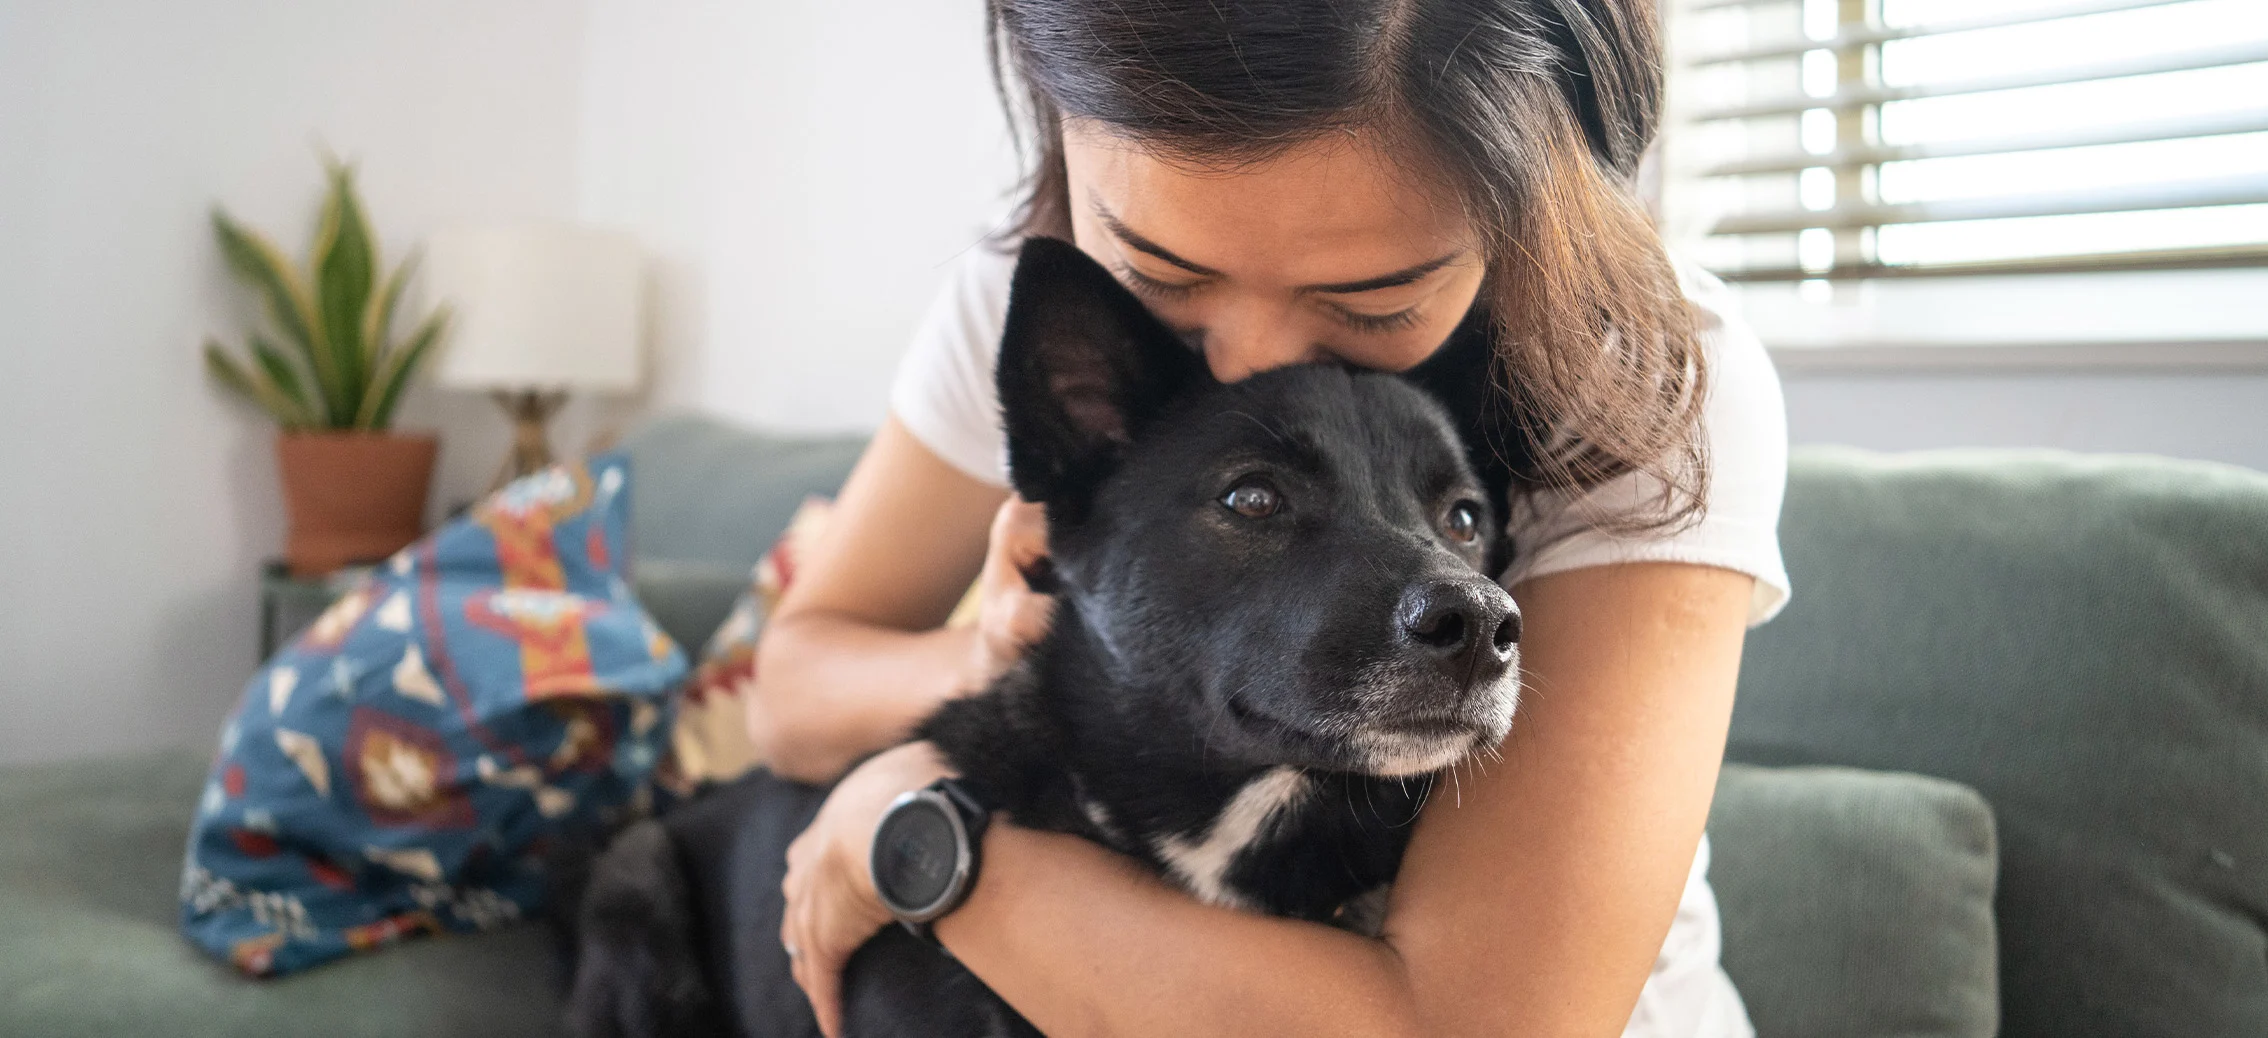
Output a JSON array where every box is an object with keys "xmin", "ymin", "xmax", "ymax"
[{"xmin": 873, "ymin": 795, "xmax": 962, "ymax": 915}]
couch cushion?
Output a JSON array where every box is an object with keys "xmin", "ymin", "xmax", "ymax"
[
  {"xmin": 1709, "ymin": 763, "xmax": 1999, "ymax": 1038},
  {"xmin": 1732, "ymin": 448, "xmax": 2268, "ymax": 1037},
  {"xmin": 0, "ymin": 751, "xmax": 556, "ymax": 1037}
]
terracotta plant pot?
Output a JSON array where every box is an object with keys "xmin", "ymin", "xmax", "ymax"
[{"xmin": 276, "ymin": 431, "xmax": 440, "ymax": 577}]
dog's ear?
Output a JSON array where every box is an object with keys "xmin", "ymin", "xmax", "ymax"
[{"xmin": 996, "ymin": 236, "xmax": 1209, "ymax": 511}]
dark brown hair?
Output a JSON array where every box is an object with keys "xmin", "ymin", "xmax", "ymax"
[{"xmin": 986, "ymin": 0, "xmax": 1706, "ymax": 528}]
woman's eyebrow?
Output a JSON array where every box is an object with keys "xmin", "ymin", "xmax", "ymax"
[
  {"xmin": 1297, "ymin": 253, "xmax": 1462, "ymax": 295},
  {"xmin": 1095, "ymin": 204, "xmax": 1222, "ymax": 276},
  {"xmin": 1094, "ymin": 199, "xmax": 1464, "ymax": 293}
]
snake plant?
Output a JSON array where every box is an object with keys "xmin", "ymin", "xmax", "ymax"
[{"xmin": 202, "ymin": 158, "xmax": 449, "ymax": 431}]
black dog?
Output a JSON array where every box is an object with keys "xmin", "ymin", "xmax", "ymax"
[{"xmin": 561, "ymin": 237, "xmax": 1525, "ymax": 1037}]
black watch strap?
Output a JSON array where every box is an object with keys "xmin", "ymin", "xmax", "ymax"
[{"xmin": 935, "ymin": 777, "xmax": 997, "ymax": 844}]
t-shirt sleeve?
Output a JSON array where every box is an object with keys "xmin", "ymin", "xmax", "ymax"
[
  {"xmin": 1498, "ymin": 261, "xmax": 1793, "ymax": 626},
  {"xmin": 887, "ymin": 246, "xmax": 1018, "ymax": 488}
]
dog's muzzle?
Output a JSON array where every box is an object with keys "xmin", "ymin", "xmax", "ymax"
[{"xmin": 1348, "ymin": 576, "xmax": 1522, "ymax": 776}]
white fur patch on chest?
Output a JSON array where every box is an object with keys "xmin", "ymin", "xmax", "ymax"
[{"xmin": 1152, "ymin": 766, "xmax": 1313, "ymax": 909}]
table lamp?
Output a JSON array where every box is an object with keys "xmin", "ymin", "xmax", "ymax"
[{"xmin": 424, "ymin": 225, "xmax": 645, "ymax": 490}]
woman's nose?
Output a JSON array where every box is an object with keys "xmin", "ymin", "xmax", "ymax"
[{"xmin": 1197, "ymin": 301, "xmax": 1323, "ymax": 382}]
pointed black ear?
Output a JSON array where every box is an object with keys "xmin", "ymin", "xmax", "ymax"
[{"xmin": 996, "ymin": 237, "xmax": 1209, "ymax": 510}]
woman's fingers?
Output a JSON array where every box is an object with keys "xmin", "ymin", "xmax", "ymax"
[
  {"xmin": 783, "ymin": 832, "xmax": 851, "ymax": 1037},
  {"xmin": 990, "ymin": 496, "xmax": 1051, "ymax": 573},
  {"xmin": 785, "ymin": 842, "xmax": 888, "ymax": 1037},
  {"xmin": 965, "ymin": 498, "xmax": 1057, "ymax": 691},
  {"xmin": 781, "ymin": 832, "xmax": 827, "ymax": 1030},
  {"xmin": 809, "ymin": 870, "xmax": 864, "ymax": 1037},
  {"xmin": 778, "ymin": 743, "xmax": 954, "ymax": 1036}
]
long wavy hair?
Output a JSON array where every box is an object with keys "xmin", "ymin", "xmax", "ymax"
[{"xmin": 986, "ymin": 0, "xmax": 1706, "ymax": 528}]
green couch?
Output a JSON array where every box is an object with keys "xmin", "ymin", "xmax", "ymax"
[{"xmin": 3, "ymin": 415, "xmax": 2260, "ymax": 1037}]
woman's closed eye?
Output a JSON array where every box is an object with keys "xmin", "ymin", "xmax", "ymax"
[
  {"xmin": 1327, "ymin": 303, "xmax": 1425, "ymax": 334},
  {"xmin": 1118, "ymin": 262, "xmax": 1427, "ymax": 336},
  {"xmin": 1115, "ymin": 262, "xmax": 1201, "ymax": 301}
]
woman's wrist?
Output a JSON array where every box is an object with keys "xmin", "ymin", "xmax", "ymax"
[{"xmin": 930, "ymin": 819, "xmax": 1055, "ymax": 951}]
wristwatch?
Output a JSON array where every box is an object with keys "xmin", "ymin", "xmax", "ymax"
[{"xmin": 869, "ymin": 777, "xmax": 996, "ymax": 945}]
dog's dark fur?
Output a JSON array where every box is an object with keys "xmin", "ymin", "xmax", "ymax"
[{"xmin": 559, "ymin": 237, "xmax": 1527, "ymax": 1037}]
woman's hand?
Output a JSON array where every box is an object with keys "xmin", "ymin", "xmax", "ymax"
[
  {"xmin": 960, "ymin": 497, "xmax": 1056, "ymax": 691},
  {"xmin": 780, "ymin": 740, "xmax": 957, "ymax": 1037}
]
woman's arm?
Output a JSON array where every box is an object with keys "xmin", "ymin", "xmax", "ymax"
[
  {"xmin": 923, "ymin": 561, "xmax": 1753, "ymax": 1037},
  {"xmin": 749, "ymin": 417, "xmax": 1040, "ymax": 783}
]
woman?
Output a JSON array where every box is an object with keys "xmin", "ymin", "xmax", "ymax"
[{"xmin": 752, "ymin": 1, "xmax": 1789, "ymax": 1035}]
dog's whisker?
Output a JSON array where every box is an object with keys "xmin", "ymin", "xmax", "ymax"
[
  {"xmin": 1396, "ymin": 773, "xmax": 1433, "ymax": 827},
  {"xmin": 1223, "ymin": 409, "xmax": 1290, "ymax": 446},
  {"xmin": 1359, "ymin": 552, "xmax": 1390, "ymax": 583}
]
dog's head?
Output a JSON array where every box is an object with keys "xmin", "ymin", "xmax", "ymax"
[{"xmin": 998, "ymin": 238, "xmax": 1520, "ymax": 778}]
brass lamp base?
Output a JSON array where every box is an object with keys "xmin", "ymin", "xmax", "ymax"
[{"xmin": 489, "ymin": 388, "xmax": 569, "ymax": 492}]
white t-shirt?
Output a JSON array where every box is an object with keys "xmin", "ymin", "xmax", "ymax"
[
  {"xmin": 886, "ymin": 242, "xmax": 1786, "ymax": 1038},
  {"xmin": 891, "ymin": 243, "xmax": 1791, "ymax": 624}
]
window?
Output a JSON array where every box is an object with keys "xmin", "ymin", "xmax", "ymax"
[{"xmin": 1657, "ymin": 0, "xmax": 2268, "ymax": 363}]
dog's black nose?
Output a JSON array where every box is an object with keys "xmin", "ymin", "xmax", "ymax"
[{"xmin": 1397, "ymin": 579, "xmax": 1520, "ymax": 674}]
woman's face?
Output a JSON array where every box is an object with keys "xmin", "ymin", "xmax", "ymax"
[{"xmin": 1062, "ymin": 120, "xmax": 1486, "ymax": 383}]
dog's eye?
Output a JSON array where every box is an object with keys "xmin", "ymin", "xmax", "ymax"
[
  {"xmin": 1444, "ymin": 501, "xmax": 1482, "ymax": 544},
  {"xmin": 1222, "ymin": 480, "xmax": 1281, "ymax": 519}
]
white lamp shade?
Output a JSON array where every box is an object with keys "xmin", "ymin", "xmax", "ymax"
[{"xmin": 424, "ymin": 225, "xmax": 646, "ymax": 393}]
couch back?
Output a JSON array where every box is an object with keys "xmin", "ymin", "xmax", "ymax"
[
  {"xmin": 1733, "ymin": 447, "xmax": 2268, "ymax": 1037},
  {"xmin": 618, "ymin": 413, "xmax": 867, "ymax": 651},
  {"xmin": 621, "ymin": 413, "xmax": 871, "ymax": 571}
]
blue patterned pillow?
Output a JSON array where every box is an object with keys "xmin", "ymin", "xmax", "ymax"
[{"xmin": 181, "ymin": 453, "xmax": 688, "ymax": 976}]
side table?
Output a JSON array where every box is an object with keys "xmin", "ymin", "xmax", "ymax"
[{"xmin": 258, "ymin": 560, "xmax": 375, "ymax": 661}]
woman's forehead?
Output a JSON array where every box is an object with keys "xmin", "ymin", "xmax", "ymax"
[{"xmin": 1062, "ymin": 121, "xmax": 1477, "ymax": 286}]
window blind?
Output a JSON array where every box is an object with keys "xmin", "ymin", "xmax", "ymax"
[{"xmin": 1666, "ymin": 0, "xmax": 2268, "ymax": 283}]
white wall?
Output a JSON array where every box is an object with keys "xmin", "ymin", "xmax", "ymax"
[
  {"xmin": 576, "ymin": 0, "xmax": 1017, "ymax": 432},
  {"xmin": 0, "ymin": 0, "xmax": 588, "ymax": 763}
]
